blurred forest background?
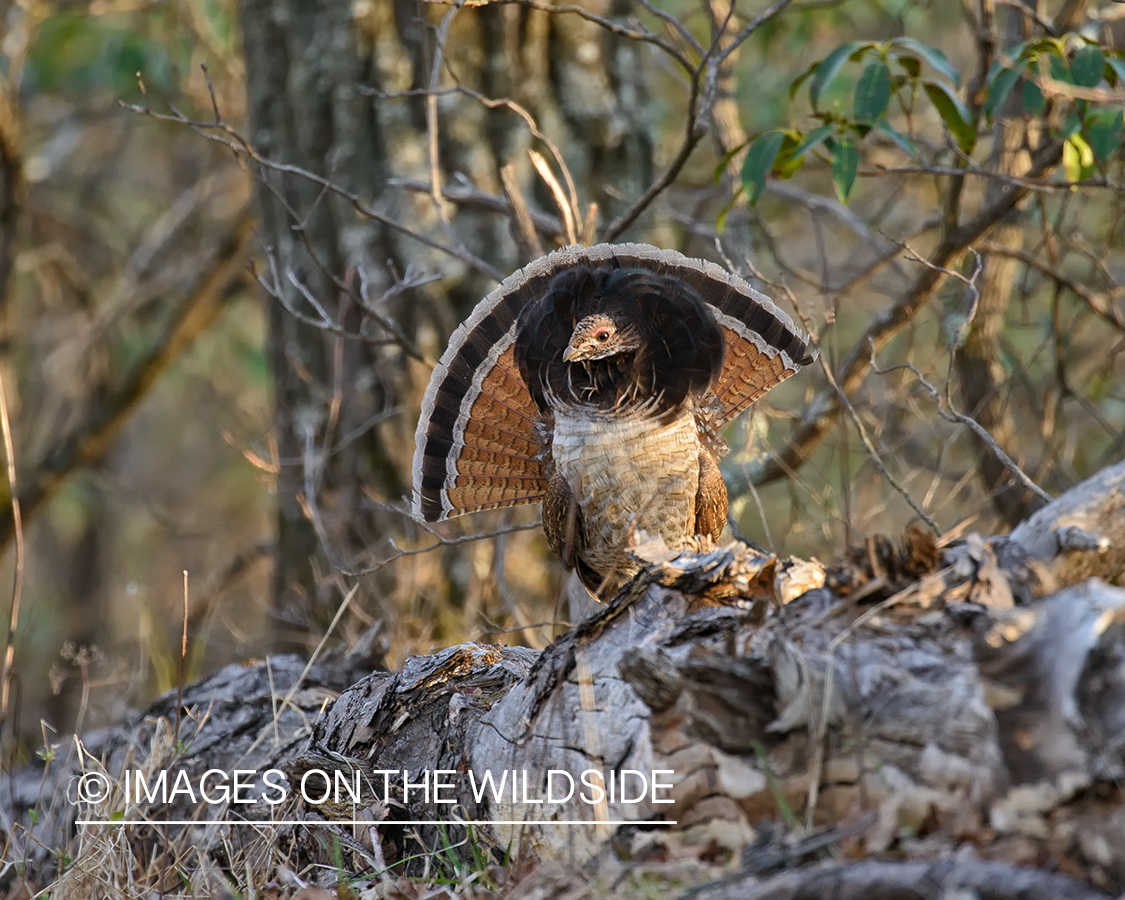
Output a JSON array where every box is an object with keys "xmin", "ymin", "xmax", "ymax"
[{"xmin": 0, "ymin": 0, "xmax": 1123, "ymax": 756}]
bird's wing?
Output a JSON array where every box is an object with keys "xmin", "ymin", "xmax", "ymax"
[
  {"xmin": 707, "ymin": 297, "xmax": 814, "ymax": 427},
  {"xmin": 694, "ymin": 446, "xmax": 729, "ymax": 541},
  {"xmin": 413, "ymin": 246, "xmax": 633, "ymax": 523},
  {"xmin": 412, "ymin": 283, "xmax": 552, "ymax": 522}
]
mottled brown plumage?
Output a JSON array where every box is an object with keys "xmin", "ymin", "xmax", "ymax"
[{"xmin": 413, "ymin": 243, "xmax": 814, "ymax": 597}]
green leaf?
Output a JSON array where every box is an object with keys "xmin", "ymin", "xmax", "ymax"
[
  {"xmin": 811, "ymin": 41, "xmax": 871, "ymax": 109},
  {"xmin": 891, "ymin": 37, "xmax": 961, "ymax": 87},
  {"xmin": 713, "ymin": 139, "xmax": 751, "ymax": 182},
  {"xmin": 984, "ymin": 65, "xmax": 1023, "ymax": 122},
  {"xmin": 790, "ymin": 58, "xmax": 821, "ymax": 100},
  {"xmin": 1063, "ymin": 133, "xmax": 1094, "ymax": 182},
  {"xmin": 740, "ymin": 130, "xmax": 786, "ymax": 206},
  {"xmin": 832, "ymin": 136, "xmax": 859, "ymax": 204},
  {"xmin": 1106, "ymin": 56, "xmax": 1125, "ymax": 88},
  {"xmin": 1088, "ymin": 108, "xmax": 1124, "ymax": 163},
  {"xmin": 1015, "ymin": 37, "xmax": 1064, "ymax": 64},
  {"xmin": 897, "ymin": 55, "xmax": 921, "ymax": 78},
  {"xmin": 772, "ymin": 130, "xmax": 809, "ymax": 179},
  {"xmin": 1059, "ymin": 112, "xmax": 1081, "ymax": 141},
  {"xmin": 854, "ymin": 60, "xmax": 891, "ymax": 120},
  {"xmin": 1002, "ymin": 38, "xmax": 1033, "ymax": 65},
  {"xmin": 791, "ymin": 124, "xmax": 833, "ymax": 161},
  {"xmin": 874, "ymin": 119, "xmax": 919, "ymax": 159},
  {"xmin": 715, "ymin": 188, "xmax": 741, "ymax": 232},
  {"xmin": 1021, "ymin": 76, "xmax": 1045, "ymax": 116},
  {"xmin": 923, "ymin": 80, "xmax": 976, "ymax": 153},
  {"xmin": 1070, "ymin": 45, "xmax": 1104, "ymax": 88},
  {"xmin": 1048, "ymin": 52, "xmax": 1070, "ymax": 83}
]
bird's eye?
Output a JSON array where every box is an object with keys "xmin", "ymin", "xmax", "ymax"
[{"xmin": 596, "ymin": 331, "xmax": 609, "ymax": 342}]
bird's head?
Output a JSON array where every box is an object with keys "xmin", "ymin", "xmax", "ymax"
[{"xmin": 562, "ymin": 313, "xmax": 642, "ymax": 363}]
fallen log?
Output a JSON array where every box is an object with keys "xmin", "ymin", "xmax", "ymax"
[{"xmin": 4, "ymin": 460, "xmax": 1124, "ymax": 897}]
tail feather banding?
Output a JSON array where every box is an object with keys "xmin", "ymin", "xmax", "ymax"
[{"xmin": 412, "ymin": 243, "xmax": 816, "ymax": 523}]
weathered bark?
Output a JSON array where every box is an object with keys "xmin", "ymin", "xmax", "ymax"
[
  {"xmin": 291, "ymin": 460, "xmax": 1125, "ymax": 885},
  {"xmin": 683, "ymin": 858, "xmax": 1110, "ymax": 900},
  {"xmin": 8, "ymin": 461, "xmax": 1124, "ymax": 894},
  {"xmin": 240, "ymin": 0, "xmax": 402, "ymax": 635},
  {"xmin": 1, "ymin": 650, "xmax": 374, "ymax": 890},
  {"xmin": 1005, "ymin": 459, "xmax": 1125, "ymax": 591}
]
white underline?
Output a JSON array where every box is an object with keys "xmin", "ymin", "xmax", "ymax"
[{"xmin": 76, "ymin": 819, "xmax": 677, "ymax": 827}]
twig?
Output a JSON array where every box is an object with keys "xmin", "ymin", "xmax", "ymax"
[
  {"xmin": 636, "ymin": 0, "xmax": 704, "ymax": 57},
  {"xmin": 601, "ymin": 81, "xmax": 705, "ymax": 241},
  {"xmin": 0, "ymin": 219, "xmax": 255, "ymax": 551},
  {"xmin": 244, "ymin": 158, "xmax": 434, "ymax": 363},
  {"xmin": 174, "ymin": 571, "xmax": 189, "ymax": 743},
  {"xmin": 783, "ymin": 282, "xmax": 941, "ymax": 534},
  {"xmin": 349, "ymin": 520, "xmax": 541, "ymax": 577},
  {"xmin": 390, "ymin": 176, "xmax": 563, "ymax": 240},
  {"xmin": 420, "ymin": 0, "xmax": 695, "ymax": 72},
  {"xmin": 500, "ymin": 164, "xmax": 546, "ymax": 261},
  {"xmin": 713, "ymin": 0, "xmax": 797, "ymax": 68},
  {"xmin": 0, "ymin": 367, "xmax": 23, "ymax": 728},
  {"xmin": 529, "ymin": 151, "xmax": 578, "ymax": 245},
  {"xmin": 270, "ymin": 585, "xmax": 359, "ymax": 743},
  {"xmin": 868, "ymin": 345, "xmax": 1053, "ymax": 504},
  {"xmin": 119, "ymin": 101, "xmax": 504, "ymax": 283},
  {"xmin": 868, "ymin": 163, "xmax": 1121, "ymax": 192},
  {"xmin": 822, "ymin": 350, "xmax": 941, "ymax": 535},
  {"xmin": 756, "ymin": 139, "xmax": 1065, "ymax": 486},
  {"xmin": 978, "ymin": 240, "xmax": 1125, "ymax": 333},
  {"xmin": 248, "ymin": 250, "xmax": 439, "ymax": 358},
  {"xmin": 425, "ymin": 3, "xmax": 489, "ymax": 268},
  {"xmin": 200, "ymin": 63, "xmax": 222, "ymax": 124}
]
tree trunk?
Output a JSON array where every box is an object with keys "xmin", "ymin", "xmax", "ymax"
[{"xmin": 239, "ymin": 0, "xmax": 401, "ymax": 639}]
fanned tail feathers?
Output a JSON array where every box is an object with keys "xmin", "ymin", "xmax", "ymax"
[{"xmin": 412, "ymin": 243, "xmax": 816, "ymax": 522}]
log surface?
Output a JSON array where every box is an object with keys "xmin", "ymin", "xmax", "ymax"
[{"xmin": 5, "ymin": 460, "xmax": 1125, "ymax": 896}]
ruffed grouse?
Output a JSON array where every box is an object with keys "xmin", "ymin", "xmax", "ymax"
[{"xmin": 413, "ymin": 243, "xmax": 814, "ymax": 596}]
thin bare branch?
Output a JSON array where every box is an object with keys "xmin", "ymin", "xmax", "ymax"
[
  {"xmin": 979, "ymin": 240, "xmax": 1125, "ymax": 333},
  {"xmin": 425, "ymin": 3, "xmax": 490, "ymax": 267},
  {"xmin": 349, "ymin": 520, "xmax": 542, "ymax": 577},
  {"xmin": 500, "ymin": 164, "xmax": 546, "ymax": 261},
  {"xmin": 756, "ymin": 140, "xmax": 1065, "ymax": 486},
  {"xmin": 420, "ymin": 0, "xmax": 695, "ymax": 72},
  {"xmin": 869, "ymin": 345, "xmax": 1053, "ymax": 505},
  {"xmin": 529, "ymin": 151, "xmax": 578, "ymax": 245},
  {"xmin": 0, "ymin": 218, "xmax": 256, "ymax": 551},
  {"xmin": 822, "ymin": 348, "xmax": 941, "ymax": 534},
  {"xmin": 0, "ymin": 366, "xmax": 23, "ymax": 727},
  {"xmin": 601, "ymin": 78, "xmax": 705, "ymax": 242},
  {"xmin": 713, "ymin": 0, "xmax": 797, "ymax": 68},
  {"xmin": 119, "ymin": 101, "xmax": 504, "ymax": 283}
]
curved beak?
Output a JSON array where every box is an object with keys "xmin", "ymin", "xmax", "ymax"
[{"xmin": 562, "ymin": 345, "xmax": 581, "ymax": 363}]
